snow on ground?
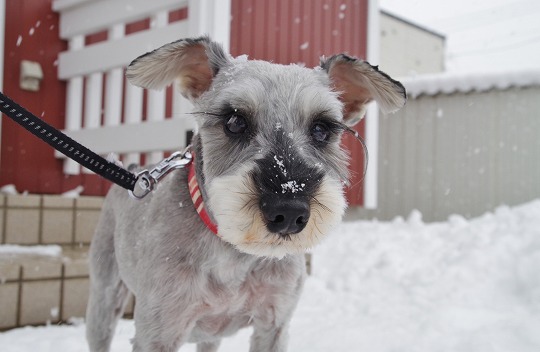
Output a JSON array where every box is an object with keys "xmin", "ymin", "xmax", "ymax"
[
  {"xmin": 2, "ymin": 200, "xmax": 540, "ymax": 352},
  {"xmin": 0, "ymin": 244, "xmax": 62, "ymax": 257}
]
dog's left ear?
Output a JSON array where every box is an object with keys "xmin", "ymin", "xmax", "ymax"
[
  {"xmin": 126, "ymin": 36, "xmax": 230, "ymax": 101},
  {"xmin": 321, "ymin": 54, "xmax": 407, "ymax": 126}
]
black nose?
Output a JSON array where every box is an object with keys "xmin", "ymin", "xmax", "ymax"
[{"xmin": 260, "ymin": 196, "xmax": 310, "ymax": 235}]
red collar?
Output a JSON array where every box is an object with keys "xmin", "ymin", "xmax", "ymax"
[{"xmin": 188, "ymin": 160, "xmax": 219, "ymax": 235}]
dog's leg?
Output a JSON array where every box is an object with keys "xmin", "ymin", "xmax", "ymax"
[
  {"xmin": 197, "ymin": 341, "xmax": 221, "ymax": 352},
  {"xmin": 131, "ymin": 293, "xmax": 195, "ymax": 352},
  {"xmin": 249, "ymin": 324, "xmax": 289, "ymax": 352},
  {"xmin": 131, "ymin": 315, "xmax": 190, "ymax": 352},
  {"xmin": 86, "ymin": 208, "xmax": 130, "ymax": 352}
]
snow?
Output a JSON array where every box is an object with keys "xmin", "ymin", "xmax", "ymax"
[
  {"xmin": 402, "ymin": 68, "xmax": 540, "ymax": 98},
  {"xmin": 2, "ymin": 200, "xmax": 540, "ymax": 351},
  {"xmin": 233, "ymin": 54, "xmax": 248, "ymax": 62},
  {"xmin": 0, "ymin": 184, "xmax": 18, "ymax": 195},
  {"xmin": 61, "ymin": 185, "xmax": 84, "ymax": 198},
  {"xmin": 0, "ymin": 244, "xmax": 62, "ymax": 257},
  {"xmin": 273, "ymin": 155, "xmax": 287, "ymax": 176},
  {"xmin": 281, "ymin": 180, "xmax": 305, "ymax": 194}
]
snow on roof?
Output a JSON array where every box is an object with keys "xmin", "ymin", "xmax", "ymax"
[{"xmin": 401, "ymin": 68, "xmax": 540, "ymax": 98}]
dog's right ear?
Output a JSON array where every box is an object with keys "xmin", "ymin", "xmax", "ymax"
[
  {"xmin": 126, "ymin": 36, "xmax": 230, "ymax": 101},
  {"xmin": 320, "ymin": 54, "xmax": 407, "ymax": 126}
]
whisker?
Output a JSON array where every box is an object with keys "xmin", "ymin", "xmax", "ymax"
[
  {"xmin": 311, "ymin": 196, "xmax": 332, "ymax": 214},
  {"xmin": 345, "ymin": 126, "xmax": 369, "ymax": 181},
  {"xmin": 312, "ymin": 214, "xmax": 324, "ymax": 239}
]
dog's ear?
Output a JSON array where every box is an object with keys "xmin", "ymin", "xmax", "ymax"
[
  {"xmin": 320, "ymin": 54, "xmax": 406, "ymax": 126},
  {"xmin": 126, "ymin": 36, "xmax": 230, "ymax": 101}
]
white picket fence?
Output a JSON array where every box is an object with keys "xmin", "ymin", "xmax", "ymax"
[{"xmin": 52, "ymin": 0, "xmax": 231, "ymax": 174}]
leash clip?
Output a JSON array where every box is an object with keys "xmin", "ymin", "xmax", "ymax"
[{"xmin": 129, "ymin": 149, "xmax": 193, "ymax": 199}]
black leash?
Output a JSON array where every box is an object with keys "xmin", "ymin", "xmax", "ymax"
[
  {"xmin": 0, "ymin": 91, "xmax": 194, "ymax": 199},
  {"xmin": 0, "ymin": 91, "xmax": 137, "ymax": 190}
]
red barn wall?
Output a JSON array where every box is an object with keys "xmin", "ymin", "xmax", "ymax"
[
  {"xmin": 0, "ymin": 0, "xmax": 110, "ymax": 195},
  {"xmin": 230, "ymin": 0, "xmax": 369, "ymax": 205},
  {"xmin": 1, "ymin": 0, "xmax": 368, "ymax": 204}
]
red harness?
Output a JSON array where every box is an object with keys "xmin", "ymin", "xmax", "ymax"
[{"xmin": 187, "ymin": 161, "xmax": 219, "ymax": 235}]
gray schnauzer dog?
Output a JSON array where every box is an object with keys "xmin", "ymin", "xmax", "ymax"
[{"xmin": 86, "ymin": 36, "xmax": 405, "ymax": 352}]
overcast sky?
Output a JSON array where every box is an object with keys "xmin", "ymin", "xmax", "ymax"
[{"xmin": 380, "ymin": 0, "xmax": 540, "ymax": 73}]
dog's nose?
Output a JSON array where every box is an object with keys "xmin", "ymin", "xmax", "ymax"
[{"xmin": 260, "ymin": 196, "xmax": 310, "ymax": 235}]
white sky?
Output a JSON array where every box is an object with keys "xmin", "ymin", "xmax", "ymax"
[{"xmin": 380, "ymin": 0, "xmax": 540, "ymax": 73}]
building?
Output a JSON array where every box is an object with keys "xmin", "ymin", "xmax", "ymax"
[
  {"xmin": 0, "ymin": 0, "xmax": 379, "ymax": 208},
  {"xmin": 380, "ymin": 10, "xmax": 446, "ymax": 77}
]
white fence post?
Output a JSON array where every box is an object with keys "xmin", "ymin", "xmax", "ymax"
[
  {"xmin": 364, "ymin": 0, "xmax": 381, "ymax": 209},
  {"xmin": 82, "ymin": 70, "xmax": 103, "ymax": 174},
  {"xmin": 146, "ymin": 10, "xmax": 168, "ymax": 165},
  {"xmin": 123, "ymin": 83, "xmax": 144, "ymax": 167},
  {"xmin": 182, "ymin": 0, "xmax": 232, "ymax": 140},
  {"xmin": 104, "ymin": 24, "xmax": 125, "ymax": 128},
  {"xmin": 54, "ymin": 0, "xmax": 231, "ymax": 175},
  {"xmin": 63, "ymin": 35, "xmax": 84, "ymax": 175},
  {"xmin": 188, "ymin": 0, "xmax": 231, "ymax": 51},
  {"xmin": 0, "ymin": 0, "xmax": 5, "ymax": 160}
]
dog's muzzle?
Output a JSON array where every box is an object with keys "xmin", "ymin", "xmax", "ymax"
[{"xmin": 252, "ymin": 150, "xmax": 322, "ymax": 237}]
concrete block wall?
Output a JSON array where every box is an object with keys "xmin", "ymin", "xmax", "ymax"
[
  {"xmin": 0, "ymin": 194, "xmax": 135, "ymax": 331},
  {"xmin": 0, "ymin": 194, "xmax": 103, "ymax": 246}
]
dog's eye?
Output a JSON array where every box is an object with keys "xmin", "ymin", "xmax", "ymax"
[
  {"xmin": 311, "ymin": 122, "xmax": 330, "ymax": 143},
  {"xmin": 225, "ymin": 114, "xmax": 248, "ymax": 135}
]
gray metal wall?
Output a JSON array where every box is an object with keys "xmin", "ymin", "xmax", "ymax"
[{"xmin": 347, "ymin": 86, "xmax": 540, "ymax": 222}]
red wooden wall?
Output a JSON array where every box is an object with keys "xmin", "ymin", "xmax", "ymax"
[
  {"xmin": 1, "ymin": 0, "xmax": 368, "ymax": 204},
  {"xmin": 230, "ymin": 0, "xmax": 368, "ymax": 205},
  {"xmin": 0, "ymin": 0, "xmax": 112, "ymax": 195}
]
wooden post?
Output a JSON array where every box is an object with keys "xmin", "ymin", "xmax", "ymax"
[
  {"xmin": 82, "ymin": 69, "xmax": 103, "ymax": 174},
  {"xmin": 63, "ymin": 35, "xmax": 84, "ymax": 175},
  {"xmin": 104, "ymin": 24, "xmax": 125, "ymax": 128},
  {"xmin": 146, "ymin": 11, "xmax": 168, "ymax": 165}
]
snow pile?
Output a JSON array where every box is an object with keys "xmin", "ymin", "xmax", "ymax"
[
  {"xmin": 1, "ymin": 200, "xmax": 540, "ymax": 351},
  {"xmin": 311, "ymin": 202, "xmax": 540, "ymax": 351}
]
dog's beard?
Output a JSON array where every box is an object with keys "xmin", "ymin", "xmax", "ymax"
[{"xmin": 207, "ymin": 163, "xmax": 347, "ymax": 258}]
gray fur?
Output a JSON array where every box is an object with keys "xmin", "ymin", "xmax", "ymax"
[
  {"xmin": 87, "ymin": 37, "xmax": 405, "ymax": 352},
  {"xmin": 321, "ymin": 54, "xmax": 407, "ymax": 125}
]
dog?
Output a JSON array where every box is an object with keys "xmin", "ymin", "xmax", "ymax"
[{"xmin": 85, "ymin": 36, "xmax": 406, "ymax": 352}]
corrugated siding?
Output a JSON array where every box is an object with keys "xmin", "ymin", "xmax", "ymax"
[
  {"xmin": 230, "ymin": 0, "xmax": 367, "ymax": 67},
  {"xmin": 370, "ymin": 86, "xmax": 540, "ymax": 221},
  {"xmin": 231, "ymin": 0, "xmax": 369, "ymax": 205}
]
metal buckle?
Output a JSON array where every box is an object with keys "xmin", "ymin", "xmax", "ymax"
[{"xmin": 129, "ymin": 149, "xmax": 193, "ymax": 199}]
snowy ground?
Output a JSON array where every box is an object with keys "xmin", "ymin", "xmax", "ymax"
[{"xmin": 2, "ymin": 200, "xmax": 540, "ymax": 352}]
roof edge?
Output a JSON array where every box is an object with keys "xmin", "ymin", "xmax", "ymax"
[
  {"xmin": 401, "ymin": 68, "xmax": 540, "ymax": 98},
  {"xmin": 381, "ymin": 9, "xmax": 446, "ymax": 40}
]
